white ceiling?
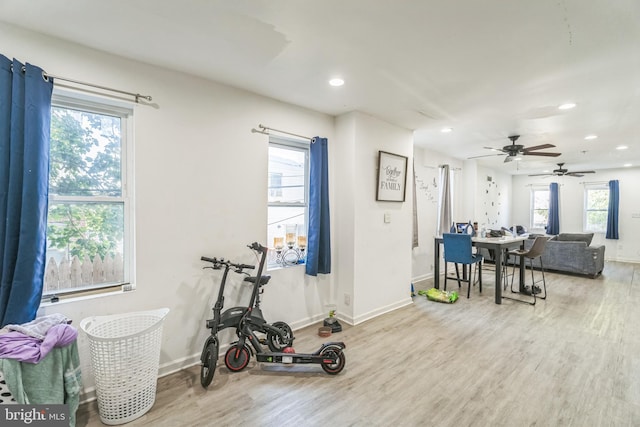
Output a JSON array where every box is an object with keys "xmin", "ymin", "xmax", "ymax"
[{"xmin": 2, "ymin": 0, "xmax": 639, "ymax": 175}]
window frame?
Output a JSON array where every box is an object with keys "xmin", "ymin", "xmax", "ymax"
[
  {"xmin": 43, "ymin": 91, "xmax": 135, "ymax": 299},
  {"xmin": 267, "ymin": 136, "xmax": 310, "ymax": 269},
  {"xmin": 530, "ymin": 186, "xmax": 550, "ymax": 231},
  {"xmin": 583, "ymin": 184, "xmax": 609, "ymax": 233}
]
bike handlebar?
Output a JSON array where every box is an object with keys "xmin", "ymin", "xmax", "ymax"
[
  {"xmin": 248, "ymin": 242, "xmax": 267, "ymax": 253},
  {"xmin": 200, "ymin": 256, "xmax": 254, "ymax": 270}
]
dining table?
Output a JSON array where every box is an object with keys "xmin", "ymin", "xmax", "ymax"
[{"xmin": 433, "ymin": 235, "xmax": 528, "ymax": 304}]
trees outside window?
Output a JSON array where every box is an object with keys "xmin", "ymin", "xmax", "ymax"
[
  {"xmin": 584, "ymin": 186, "xmax": 609, "ymax": 232},
  {"xmin": 44, "ymin": 95, "xmax": 132, "ymax": 295}
]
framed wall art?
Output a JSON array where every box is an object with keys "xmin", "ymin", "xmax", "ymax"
[{"xmin": 376, "ymin": 150, "xmax": 408, "ymax": 202}]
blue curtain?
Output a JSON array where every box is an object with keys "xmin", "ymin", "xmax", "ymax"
[
  {"xmin": 546, "ymin": 182, "xmax": 560, "ymax": 235},
  {"xmin": 0, "ymin": 55, "xmax": 53, "ymax": 327},
  {"xmin": 606, "ymin": 179, "xmax": 619, "ymax": 239},
  {"xmin": 306, "ymin": 137, "xmax": 331, "ymax": 276}
]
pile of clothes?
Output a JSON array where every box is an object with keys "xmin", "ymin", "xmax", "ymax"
[
  {"xmin": 0, "ymin": 313, "xmax": 82, "ymax": 427},
  {"xmin": 0, "ymin": 313, "xmax": 77, "ymax": 363}
]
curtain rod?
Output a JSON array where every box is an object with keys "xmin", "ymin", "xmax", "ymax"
[
  {"xmin": 11, "ymin": 63, "xmax": 152, "ymax": 103},
  {"xmin": 44, "ymin": 72, "xmax": 152, "ymax": 103},
  {"xmin": 579, "ymin": 180, "xmax": 608, "ymax": 185},
  {"xmin": 251, "ymin": 124, "xmax": 313, "ymax": 142}
]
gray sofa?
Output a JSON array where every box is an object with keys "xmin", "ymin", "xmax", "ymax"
[{"xmin": 481, "ymin": 232, "xmax": 605, "ymax": 278}]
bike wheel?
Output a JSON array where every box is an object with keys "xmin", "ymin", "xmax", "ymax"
[
  {"xmin": 320, "ymin": 345, "xmax": 346, "ymax": 375},
  {"xmin": 225, "ymin": 344, "xmax": 250, "ymax": 372},
  {"xmin": 267, "ymin": 321, "xmax": 294, "ymax": 352},
  {"xmin": 200, "ymin": 340, "xmax": 219, "ymax": 388}
]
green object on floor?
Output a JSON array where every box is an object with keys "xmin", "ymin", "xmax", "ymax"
[{"xmin": 418, "ymin": 288, "xmax": 459, "ymax": 303}]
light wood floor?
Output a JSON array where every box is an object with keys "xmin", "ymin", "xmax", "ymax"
[{"xmin": 76, "ymin": 261, "xmax": 640, "ymax": 427}]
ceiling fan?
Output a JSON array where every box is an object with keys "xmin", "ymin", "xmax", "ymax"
[
  {"xmin": 528, "ymin": 163, "xmax": 596, "ymax": 177},
  {"xmin": 469, "ymin": 135, "xmax": 562, "ymax": 163}
]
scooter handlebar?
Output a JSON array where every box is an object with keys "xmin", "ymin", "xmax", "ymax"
[{"xmin": 200, "ymin": 256, "xmax": 217, "ymax": 263}]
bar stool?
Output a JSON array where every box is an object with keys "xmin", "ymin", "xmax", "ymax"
[{"xmin": 504, "ymin": 236, "xmax": 549, "ymax": 305}]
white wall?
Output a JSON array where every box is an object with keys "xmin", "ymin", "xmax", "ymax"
[
  {"xmin": 512, "ymin": 167, "xmax": 640, "ymax": 262},
  {"xmin": 335, "ymin": 112, "xmax": 414, "ymax": 324},
  {"xmin": 473, "ymin": 164, "xmax": 513, "ymax": 232},
  {"xmin": 2, "ymin": 22, "xmax": 339, "ymax": 395}
]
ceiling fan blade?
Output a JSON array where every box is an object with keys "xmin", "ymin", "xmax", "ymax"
[
  {"xmin": 523, "ymin": 143, "xmax": 556, "ymax": 152},
  {"xmin": 468, "ymin": 153, "xmax": 505, "ymax": 159},
  {"xmin": 523, "ymin": 151, "xmax": 562, "ymax": 157},
  {"xmin": 528, "ymin": 173, "xmax": 553, "ymax": 177},
  {"xmin": 565, "ymin": 173, "xmax": 584, "ymax": 177},
  {"xmin": 567, "ymin": 170, "xmax": 595, "ymax": 174},
  {"xmin": 483, "ymin": 146, "xmax": 505, "ymax": 152}
]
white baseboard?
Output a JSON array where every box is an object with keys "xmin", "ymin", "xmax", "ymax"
[
  {"xmin": 352, "ymin": 297, "xmax": 413, "ymax": 325},
  {"xmin": 411, "ymin": 273, "xmax": 432, "ymax": 284},
  {"xmin": 605, "ymin": 257, "xmax": 640, "ymax": 264}
]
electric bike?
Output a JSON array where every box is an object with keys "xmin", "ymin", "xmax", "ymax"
[
  {"xmin": 224, "ymin": 242, "xmax": 346, "ymax": 376},
  {"xmin": 199, "ymin": 245, "xmax": 294, "ymax": 387}
]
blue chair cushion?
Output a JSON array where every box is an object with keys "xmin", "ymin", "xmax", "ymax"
[{"xmin": 443, "ymin": 233, "xmax": 483, "ymax": 265}]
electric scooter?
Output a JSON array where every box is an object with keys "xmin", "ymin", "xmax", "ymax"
[
  {"xmin": 199, "ymin": 246, "xmax": 294, "ymax": 387},
  {"xmin": 224, "ymin": 242, "xmax": 346, "ymax": 375}
]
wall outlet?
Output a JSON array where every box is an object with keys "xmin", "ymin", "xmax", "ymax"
[{"xmin": 344, "ymin": 293, "xmax": 351, "ymax": 306}]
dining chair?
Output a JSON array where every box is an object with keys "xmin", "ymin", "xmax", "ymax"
[
  {"xmin": 443, "ymin": 233, "xmax": 483, "ymax": 298},
  {"xmin": 504, "ymin": 236, "xmax": 549, "ymax": 305}
]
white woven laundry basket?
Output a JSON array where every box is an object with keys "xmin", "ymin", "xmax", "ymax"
[{"xmin": 80, "ymin": 308, "xmax": 169, "ymax": 425}]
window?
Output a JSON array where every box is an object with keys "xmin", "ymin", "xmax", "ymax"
[
  {"xmin": 267, "ymin": 137, "xmax": 309, "ymax": 267},
  {"xmin": 530, "ymin": 187, "xmax": 549, "ymax": 230},
  {"xmin": 584, "ymin": 185, "xmax": 609, "ymax": 232},
  {"xmin": 44, "ymin": 94, "xmax": 133, "ymax": 297},
  {"xmin": 269, "ymin": 172, "xmax": 283, "ymax": 197}
]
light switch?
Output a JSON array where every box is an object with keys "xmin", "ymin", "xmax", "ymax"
[{"xmin": 384, "ymin": 213, "xmax": 391, "ymax": 223}]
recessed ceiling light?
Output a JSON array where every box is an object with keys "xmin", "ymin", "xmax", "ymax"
[
  {"xmin": 441, "ymin": 127, "xmax": 453, "ymax": 133},
  {"xmin": 624, "ymin": 163, "xmax": 632, "ymax": 167},
  {"xmin": 329, "ymin": 78, "xmax": 344, "ymax": 87},
  {"xmin": 558, "ymin": 102, "xmax": 576, "ymax": 110},
  {"xmin": 584, "ymin": 135, "xmax": 598, "ymax": 140},
  {"xmin": 616, "ymin": 145, "xmax": 628, "ymax": 150}
]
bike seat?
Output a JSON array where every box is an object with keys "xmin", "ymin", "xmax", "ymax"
[{"xmin": 244, "ymin": 275, "xmax": 271, "ymax": 285}]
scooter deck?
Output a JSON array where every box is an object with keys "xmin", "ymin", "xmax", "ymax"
[{"xmin": 255, "ymin": 341, "xmax": 345, "ymax": 365}]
